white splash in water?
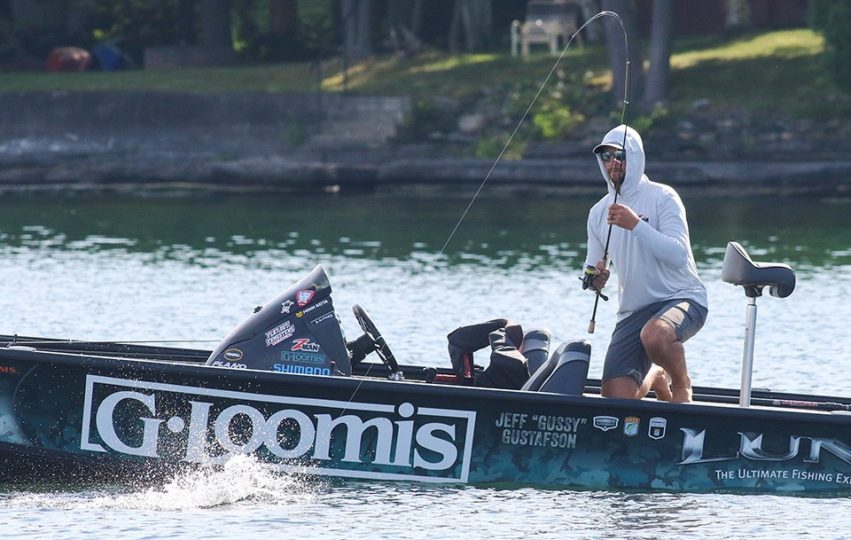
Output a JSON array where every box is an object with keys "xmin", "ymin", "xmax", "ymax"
[
  {"xmin": 2, "ymin": 456, "xmax": 320, "ymax": 511},
  {"xmin": 121, "ymin": 456, "xmax": 319, "ymax": 510}
]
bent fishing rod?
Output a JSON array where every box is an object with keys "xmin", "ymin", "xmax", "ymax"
[
  {"xmin": 587, "ymin": 48, "xmax": 631, "ymax": 334},
  {"xmin": 434, "ymin": 11, "xmax": 632, "ymax": 334},
  {"xmin": 341, "ymin": 12, "xmax": 633, "ymax": 406},
  {"xmin": 438, "ymin": 10, "xmax": 632, "ymax": 258}
]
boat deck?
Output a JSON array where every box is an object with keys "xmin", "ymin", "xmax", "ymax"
[{"xmin": 1, "ymin": 334, "xmax": 849, "ymax": 416}]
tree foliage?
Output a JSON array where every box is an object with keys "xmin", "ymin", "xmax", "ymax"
[
  {"xmin": 809, "ymin": 0, "xmax": 851, "ymax": 88},
  {"xmin": 0, "ymin": 0, "xmax": 527, "ymax": 66},
  {"xmin": 600, "ymin": 0, "xmax": 675, "ymax": 111},
  {"xmin": 89, "ymin": 0, "xmax": 193, "ymax": 63}
]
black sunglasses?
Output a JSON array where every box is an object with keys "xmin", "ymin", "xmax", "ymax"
[{"xmin": 599, "ymin": 150, "xmax": 626, "ymax": 162}]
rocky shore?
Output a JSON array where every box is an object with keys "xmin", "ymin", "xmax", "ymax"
[{"xmin": 1, "ymin": 91, "xmax": 849, "ymax": 197}]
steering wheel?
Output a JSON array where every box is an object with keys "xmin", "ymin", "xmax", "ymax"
[{"xmin": 352, "ymin": 304, "xmax": 401, "ymax": 376}]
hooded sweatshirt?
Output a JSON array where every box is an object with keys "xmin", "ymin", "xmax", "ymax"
[{"xmin": 584, "ymin": 125, "xmax": 707, "ymax": 321}]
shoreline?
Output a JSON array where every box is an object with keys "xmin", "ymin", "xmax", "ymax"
[
  {"xmin": 1, "ymin": 91, "xmax": 849, "ymax": 197},
  {"xmin": 1, "ymin": 145, "xmax": 849, "ymax": 197}
]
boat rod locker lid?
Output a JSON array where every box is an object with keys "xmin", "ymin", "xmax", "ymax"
[{"xmin": 206, "ymin": 265, "xmax": 352, "ymax": 376}]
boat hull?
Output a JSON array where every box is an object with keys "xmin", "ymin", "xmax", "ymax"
[{"xmin": 1, "ymin": 347, "xmax": 850, "ymax": 495}]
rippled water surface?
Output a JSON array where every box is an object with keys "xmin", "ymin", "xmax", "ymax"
[{"xmin": 0, "ymin": 193, "xmax": 849, "ymax": 539}]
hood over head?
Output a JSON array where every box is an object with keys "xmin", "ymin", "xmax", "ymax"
[{"xmin": 594, "ymin": 124, "xmax": 646, "ymax": 197}]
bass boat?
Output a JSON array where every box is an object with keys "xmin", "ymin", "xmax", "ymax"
[{"xmin": 1, "ymin": 242, "xmax": 849, "ymax": 495}]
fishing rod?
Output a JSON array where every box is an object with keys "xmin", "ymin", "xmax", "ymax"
[
  {"xmin": 438, "ymin": 10, "xmax": 631, "ymax": 257},
  {"xmin": 586, "ymin": 18, "xmax": 632, "ymax": 334},
  {"xmin": 341, "ymin": 12, "xmax": 633, "ymax": 408},
  {"xmin": 432, "ymin": 11, "xmax": 632, "ymax": 333}
]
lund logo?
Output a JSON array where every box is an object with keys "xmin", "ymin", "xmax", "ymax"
[
  {"xmin": 679, "ymin": 428, "xmax": 851, "ymax": 466},
  {"xmin": 80, "ymin": 375, "xmax": 477, "ymax": 483}
]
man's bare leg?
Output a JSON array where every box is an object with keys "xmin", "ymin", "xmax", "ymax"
[
  {"xmin": 601, "ymin": 376, "xmax": 640, "ymax": 399},
  {"xmin": 641, "ymin": 319, "xmax": 692, "ymax": 403},
  {"xmin": 640, "ymin": 365, "xmax": 673, "ymax": 401}
]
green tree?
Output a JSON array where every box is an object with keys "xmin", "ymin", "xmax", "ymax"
[
  {"xmin": 810, "ymin": 0, "xmax": 851, "ymax": 88},
  {"xmin": 89, "ymin": 1, "xmax": 193, "ymax": 65},
  {"xmin": 600, "ymin": 0, "xmax": 675, "ymax": 110},
  {"xmin": 449, "ymin": 0, "xmax": 492, "ymax": 53},
  {"xmin": 341, "ymin": 0, "xmax": 373, "ymax": 60}
]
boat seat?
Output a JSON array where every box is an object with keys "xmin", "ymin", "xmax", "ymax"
[
  {"xmin": 522, "ymin": 340, "xmax": 589, "ymax": 395},
  {"xmin": 721, "ymin": 242, "xmax": 796, "ymax": 298},
  {"xmin": 519, "ymin": 327, "xmax": 551, "ymax": 375}
]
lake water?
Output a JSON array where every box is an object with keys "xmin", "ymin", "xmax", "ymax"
[{"xmin": 0, "ymin": 192, "xmax": 849, "ymax": 539}]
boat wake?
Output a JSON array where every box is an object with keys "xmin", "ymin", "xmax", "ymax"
[
  {"xmin": 3, "ymin": 456, "xmax": 320, "ymax": 511},
  {"xmin": 129, "ymin": 455, "xmax": 320, "ymax": 510}
]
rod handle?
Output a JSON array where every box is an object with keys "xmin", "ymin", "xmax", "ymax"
[{"xmin": 587, "ymin": 320, "xmax": 595, "ymax": 334}]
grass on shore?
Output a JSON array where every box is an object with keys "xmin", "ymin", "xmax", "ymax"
[{"xmin": 0, "ymin": 29, "xmax": 846, "ymax": 120}]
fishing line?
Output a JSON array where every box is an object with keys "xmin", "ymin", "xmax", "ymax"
[
  {"xmin": 338, "ymin": 12, "xmax": 632, "ymax": 408},
  {"xmin": 438, "ymin": 10, "xmax": 631, "ymax": 257}
]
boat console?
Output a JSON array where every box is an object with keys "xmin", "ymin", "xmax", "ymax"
[
  {"xmin": 206, "ymin": 265, "xmax": 346, "ymax": 376},
  {"xmin": 205, "ymin": 264, "xmax": 589, "ymax": 394},
  {"xmin": 206, "ymin": 264, "xmax": 402, "ymax": 378}
]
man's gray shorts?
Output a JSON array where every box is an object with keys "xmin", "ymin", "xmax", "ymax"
[{"xmin": 602, "ymin": 299, "xmax": 707, "ymax": 387}]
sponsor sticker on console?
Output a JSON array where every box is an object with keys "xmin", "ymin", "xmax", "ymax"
[
  {"xmin": 648, "ymin": 417, "xmax": 667, "ymax": 440},
  {"xmin": 290, "ymin": 338, "xmax": 320, "ymax": 352},
  {"xmin": 623, "ymin": 416, "xmax": 640, "ymax": 437},
  {"xmin": 310, "ymin": 312, "xmax": 335, "ymax": 326},
  {"xmin": 80, "ymin": 375, "xmax": 477, "ymax": 483},
  {"xmin": 297, "ymin": 299, "xmax": 330, "ymax": 319},
  {"xmin": 278, "ymin": 350, "xmax": 327, "ymax": 365},
  {"xmin": 296, "ymin": 289, "xmax": 315, "ymax": 307},
  {"xmin": 593, "ymin": 416, "xmax": 619, "ymax": 431},
  {"xmin": 223, "ymin": 348, "xmax": 244, "ymax": 361},
  {"xmin": 265, "ymin": 321, "xmax": 295, "ymax": 347}
]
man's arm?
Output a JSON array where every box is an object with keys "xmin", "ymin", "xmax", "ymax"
[
  {"xmin": 631, "ymin": 193, "xmax": 691, "ymax": 267},
  {"xmin": 584, "ymin": 206, "xmax": 606, "ymax": 268}
]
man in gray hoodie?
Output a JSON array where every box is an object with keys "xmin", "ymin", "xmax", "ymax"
[{"xmin": 584, "ymin": 125, "xmax": 707, "ymax": 403}]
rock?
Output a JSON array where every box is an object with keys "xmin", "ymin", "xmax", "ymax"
[
  {"xmin": 688, "ymin": 99, "xmax": 711, "ymax": 110},
  {"xmin": 458, "ymin": 113, "xmax": 489, "ymax": 134}
]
